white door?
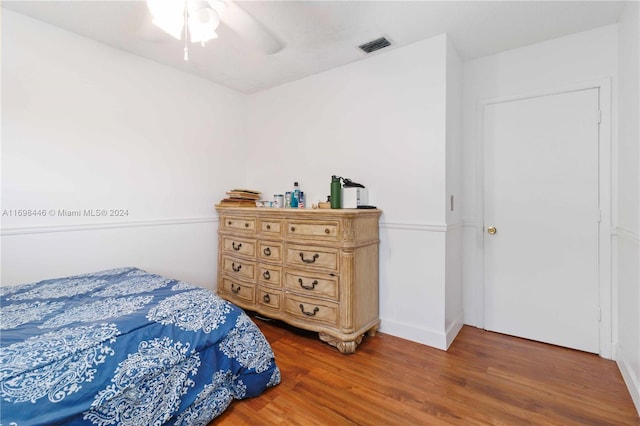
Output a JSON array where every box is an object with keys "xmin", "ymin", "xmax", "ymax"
[{"xmin": 483, "ymin": 88, "xmax": 600, "ymax": 353}]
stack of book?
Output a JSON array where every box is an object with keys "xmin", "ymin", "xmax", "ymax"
[{"xmin": 218, "ymin": 189, "xmax": 261, "ymax": 207}]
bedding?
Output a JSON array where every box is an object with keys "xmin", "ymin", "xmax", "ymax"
[{"xmin": 0, "ymin": 267, "xmax": 280, "ymax": 425}]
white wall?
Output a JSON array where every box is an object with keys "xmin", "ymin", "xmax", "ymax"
[
  {"xmin": 1, "ymin": 10, "xmax": 247, "ymax": 287},
  {"xmin": 462, "ymin": 24, "xmax": 618, "ymax": 328},
  {"xmin": 444, "ymin": 37, "xmax": 464, "ymax": 346},
  {"xmin": 615, "ymin": 1, "xmax": 640, "ymax": 414},
  {"xmin": 246, "ymin": 35, "xmax": 462, "ymax": 349},
  {"xmin": 246, "ymin": 36, "xmax": 447, "ymax": 224},
  {"xmin": 1, "ymin": 222, "xmax": 218, "ymax": 288}
]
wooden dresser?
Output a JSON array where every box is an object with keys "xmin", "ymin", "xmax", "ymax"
[{"xmin": 215, "ymin": 206, "xmax": 381, "ymax": 354}]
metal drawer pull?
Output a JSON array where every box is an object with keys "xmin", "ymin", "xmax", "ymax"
[
  {"xmin": 263, "ymin": 247, "xmax": 271, "ymax": 256},
  {"xmin": 263, "ymin": 294, "xmax": 271, "ymax": 303},
  {"xmin": 299, "ymin": 304, "xmax": 319, "ymax": 316},
  {"xmin": 232, "ymin": 242, "xmax": 242, "ymax": 251},
  {"xmin": 232, "ymin": 263, "xmax": 242, "ymax": 272},
  {"xmin": 231, "ymin": 283, "xmax": 241, "ymax": 294},
  {"xmin": 299, "ymin": 252, "xmax": 319, "ymax": 263},
  {"xmin": 298, "ymin": 278, "xmax": 318, "ymax": 290},
  {"xmin": 263, "ymin": 270, "xmax": 271, "ymax": 280},
  {"xmin": 325, "ymin": 228, "xmax": 330, "ymax": 234}
]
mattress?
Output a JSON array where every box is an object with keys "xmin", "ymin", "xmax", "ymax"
[{"xmin": 0, "ymin": 267, "xmax": 280, "ymax": 425}]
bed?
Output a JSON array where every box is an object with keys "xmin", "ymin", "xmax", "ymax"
[{"xmin": 0, "ymin": 267, "xmax": 280, "ymax": 425}]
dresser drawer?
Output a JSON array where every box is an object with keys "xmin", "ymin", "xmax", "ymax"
[
  {"xmin": 258, "ymin": 241, "xmax": 283, "ymax": 262},
  {"xmin": 221, "ymin": 255, "xmax": 256, "ymax": 281},
  {"xmin": 220, "ymin": 277, "xmax": 255, "ymax": 304},
  {"xmin": 284, "ymin": 294, "xmax": 338, "ymax": 327},
  {"xmin": 284, "ymin": 271, "xmax": 338, "ymax": 300},
  {"xmin": 222, "ymin": 216, "xmax": 256, "ymax": 233},
  {"xmin": 286, "ymin": 220, "xmax": 339, "ymax": 240},
  {"xmin": 221, "ymin": 236, "xmax": 256, "ymax": 257},
  {"xmin": 257, "ymin": 286, "xmax": 281, "ymax": 310},
  {"xmin": 258, "ymin": 264, "xmax": 282, "ymax": 287},
  {"xmin": 259, "ymin": 219, "xmax": 283, "ymax": 236},
  {"xmin": 286, "ymin": 244, "xmax": 339, "ymax": 271}
]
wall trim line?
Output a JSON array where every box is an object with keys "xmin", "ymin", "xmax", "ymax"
[
  {"xmin": 380, "ymin": 222, "xmax": 463, "ymax": 232},
  {"xmin": 2, "ymin": 218, "xmax": 470, "ymax": 236},
  {"xmin": 1, "ymin": 216, "xmax": 219, "ymax": 236}
]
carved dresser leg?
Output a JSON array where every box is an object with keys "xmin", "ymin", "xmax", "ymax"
[{"xmin": 319, "ymin": 333, "xmax": 364, "ymax": 354}]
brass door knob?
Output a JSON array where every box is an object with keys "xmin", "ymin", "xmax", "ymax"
[{"xmin": 487, "ymin": 226, "xmax": 497, "ymax": 235}]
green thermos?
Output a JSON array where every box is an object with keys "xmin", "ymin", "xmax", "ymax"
[{"xmin": 330, "ymin": 175, "xmax": 341, "ymax": 209}]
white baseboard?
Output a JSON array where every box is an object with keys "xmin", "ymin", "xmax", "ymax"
[
  {"xmin": 445, "ymin": 312, "xmax": 465, "ymax": 349},
  {"xmin": 379, "ymin": 318, "xmax": 448, "ymax": 350},
  {"xmin": 616, "ymin": 344, "xmax": 640, "ymax": 416}
]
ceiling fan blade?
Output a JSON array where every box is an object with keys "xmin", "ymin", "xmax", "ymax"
[{"xmin": 221, "ymin": 1, "xmax": 283, "ymax": 54}]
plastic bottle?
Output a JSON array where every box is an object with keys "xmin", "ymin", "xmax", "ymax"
[
  {"xmin": 290, "ymin": 182, "xmax": 300, "ymax": 208},
  {"xmin": 330, "ymin": 176, "xmax": 341, "ymax": 209}
]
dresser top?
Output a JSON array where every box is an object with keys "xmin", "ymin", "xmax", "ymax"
[{"xmin": 215, "ymin": 206, "xmax": 381, "ymax": 219}]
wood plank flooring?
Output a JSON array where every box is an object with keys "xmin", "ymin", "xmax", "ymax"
[{"xmin": 214, "ymin": 317, "xmax": 639, "ymax": 425}]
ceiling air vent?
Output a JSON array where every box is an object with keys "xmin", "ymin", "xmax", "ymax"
[{"xmin": 358, "ymin": 37, "xmax": 391, "ymax": 54}]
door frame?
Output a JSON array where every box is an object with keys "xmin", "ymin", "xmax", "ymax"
[{"xmin": 474, "ymin": 79, "xmax": 612, "ymax": 358}]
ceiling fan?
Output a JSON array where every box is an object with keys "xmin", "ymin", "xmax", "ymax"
[{"xmin": 145, "ymin": 0, "xmax": 283, "ymax": 59}]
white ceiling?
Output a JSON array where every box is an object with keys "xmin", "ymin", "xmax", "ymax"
[{"xmin": 2, "ymin": 1, "xmax": 626, "ymax": 94}]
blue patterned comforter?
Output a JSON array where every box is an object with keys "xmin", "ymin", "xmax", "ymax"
[{"xmin": 0, "ymin": 267, "xmax": 280, "ymax": 425}]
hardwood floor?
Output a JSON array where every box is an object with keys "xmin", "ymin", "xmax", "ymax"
[{"xmin": 215, "ymin": 316, "xmax": 639, "ymax": 425}]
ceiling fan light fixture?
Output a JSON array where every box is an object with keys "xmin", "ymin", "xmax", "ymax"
[
  {"xmin": 147, "ymin": 0, "xmax": 222, "ymax": 46},
  {"xmin": 188, "ymin": 7, "xmax": 220, "ymax": 44}
]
